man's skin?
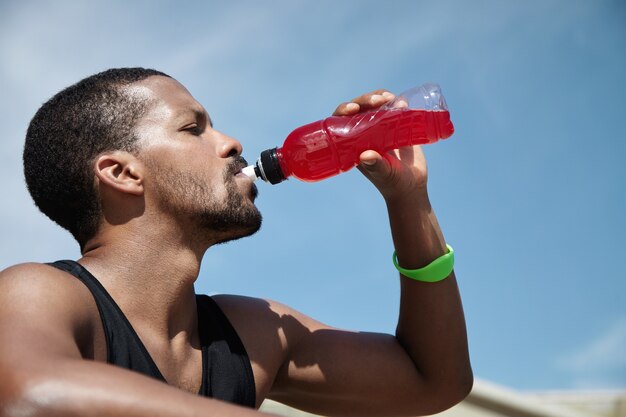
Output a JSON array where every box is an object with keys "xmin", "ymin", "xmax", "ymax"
[{"xmin": 0, "ymin": 76, "xmax": 472, "ymax": 417}]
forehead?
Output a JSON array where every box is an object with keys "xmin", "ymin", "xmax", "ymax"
[{"xmin": 125, "ymin": 76, "xmax": 207, "ymax": 124}]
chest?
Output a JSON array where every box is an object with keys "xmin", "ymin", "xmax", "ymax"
[
  {"xmin": 140, "ymin": 338, "xmax": 204, "ymax": 394},
  {"xmin": 50, "ymin": 261, "xmax": 257, "ymax": 407},
  {"xmin": 88, "ymin": 315, "xmax": 204, "ymax": 394},
  {"xmin": 84, "ymin": 294, "xmax": 256, "ymax": 404}
]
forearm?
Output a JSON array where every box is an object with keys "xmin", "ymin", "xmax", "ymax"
[
  {"xmin": 2, "ymin": 358, "xmax": 272, "ymax": 417},
  {"xmin": 386, "ymin": 189, "xmax": 472, "ymax": 402},
  {"xmin": 387, "ymin": 188, "xmax": 447, "ymax": 265}
]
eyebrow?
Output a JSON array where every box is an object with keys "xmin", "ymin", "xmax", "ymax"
[{"xmin": 176, "ymin": 107, "xmax": 214, "ymax": 128}]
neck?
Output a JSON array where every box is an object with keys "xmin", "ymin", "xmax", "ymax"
[{"xmin": 79, "ymin": 217, "xmax": 212, "ymax": 341}]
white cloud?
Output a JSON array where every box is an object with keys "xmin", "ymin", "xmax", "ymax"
[{"xmin": 558, "ymin": 318, "xmax": 626, "ymax": 389}]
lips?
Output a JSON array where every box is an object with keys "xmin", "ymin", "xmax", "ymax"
[
  {"xmin": 227, "ymin": 156, "xmax": 259, "ymax": 200},
  {"xmin": 229, "ymin": 157, "xmax": 249, "ymax": 177}
]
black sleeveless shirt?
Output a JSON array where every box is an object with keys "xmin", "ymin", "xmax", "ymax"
[{"xmin": 49, "ymin": 260, "xmax": 256, "ymax": 408}]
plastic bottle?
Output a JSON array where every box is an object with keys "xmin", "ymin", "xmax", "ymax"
[{"xmin": 242, "ymin": 83, "xmax": 454, "ymax": 184}]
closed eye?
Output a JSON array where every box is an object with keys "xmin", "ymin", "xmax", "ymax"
[
  {"xmin": 177, "ymin": 109, "xmax": 211, "ymax": 136},
  {"xmin": 182, "ymin": 124, "xmax": 204, "ymax": 135}
]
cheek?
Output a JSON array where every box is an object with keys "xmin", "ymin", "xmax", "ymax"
[
  {"xmin": 141, "ymin": 134, "xmax": 213, "ymax": 167},
  {"xmin": 194, "ymin": 167, "xmax": 228, "ymax": 202},
  {"xmin": 208, "ymin": 182, "xmax": 229, "ymax": 203},
  {"xmin": 158, "ymin": 153, "xmax": 223, "ymax": 186}
]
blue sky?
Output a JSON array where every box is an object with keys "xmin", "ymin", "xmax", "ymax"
[{"xmin": 1, "ymin": 0, "xmax": 624, "ymax": 391}]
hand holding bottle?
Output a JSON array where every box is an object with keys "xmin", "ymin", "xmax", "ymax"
[
  {"xmin": 333, "ymin": 89, "xmax": 430, "ymax": 201},
  {"xmin": 243, "ymin": 83, "xmax": 453, "ymax": 186}
]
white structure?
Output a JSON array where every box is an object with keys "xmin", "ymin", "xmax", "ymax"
[{"xmin": 260, "ymin": 379, "xmax": 626, "ymax": 417}]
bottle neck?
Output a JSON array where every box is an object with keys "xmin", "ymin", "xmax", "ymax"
[{"xmin": 256, "ymin": 147, "xmax": 288, "ymax": 184}]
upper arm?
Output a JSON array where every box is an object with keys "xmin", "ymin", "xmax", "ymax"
[
  {"xmin": 214, "ymin": 295, "xmax": 429, "ymax": 416},
  {"xmin": 269, "ymin": 310, "xmax": 429, "ymax": 416}
]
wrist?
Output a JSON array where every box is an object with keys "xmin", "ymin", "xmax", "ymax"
[
  {"xmin": 386, "ymin": 187, "xmax": 448, "ymax": 268},
  {"xmin": 383, "ymin": 185, "xmax": 430, "ymax": 209},
  {"xmin": 393, "ymin": 244, "xmax": 454, "ymax": 282}
]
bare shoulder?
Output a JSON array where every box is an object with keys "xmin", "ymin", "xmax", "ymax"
[
  {"xmin": 0, "ymin": 262, "xmax": 101, "ymax": 358},
  {"xmin": 212, "ymin": 294, "xmax": 286, "ymax": 321},
  {"xmin": 212, "ymin": 294, "xmax": 330, "ymax": 338},
  {"xmin": 212, "ymin": 295, "xmax": 288, "ymax": 351},
  {"xmin": 212, "ymin": 294, "xmax": 332, "ymax": 403},
  {"xmin": 211, "ymin": 294, "xmax": 332, "ymax": 368},
  {"xmin": 0, "ymin": 262, "xmax": 95, "ymax": 314}
]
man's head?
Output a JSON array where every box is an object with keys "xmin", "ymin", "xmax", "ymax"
[
  {"xmin": 23, "ymin": 68, "xmax": 261, "ymax": 250},
  {"xmin": 127, "ymin": 75, "xmax": 261, "ymax": 245}
]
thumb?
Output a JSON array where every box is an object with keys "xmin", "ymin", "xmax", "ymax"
[
  {"xmin": 359, "ymin": 150, "xmax": 382, "ymax": 168},
  {"xmin": 358, "ymin": 150, "xmax": 393, "ymax": 181}
]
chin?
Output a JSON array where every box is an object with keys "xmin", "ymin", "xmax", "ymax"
[
  {"xmin": 199, "ymin": 205, "xmax": 263, "ymax": 246},
  {"xmin": 213, "ymin": 218, "xmax": 263, "ymax": 245},
  {"xmin": 198, "ymin": 177, "xmax": 263, "ymax": 245}
]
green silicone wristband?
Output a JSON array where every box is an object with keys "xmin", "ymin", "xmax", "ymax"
[{"xmin": 392, "ymin": 244, "xmax": 454, "ymax": 283}]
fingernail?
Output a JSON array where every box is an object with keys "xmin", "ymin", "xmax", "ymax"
[
  {"xmin": 361, "ymin": 158, "xmax": 376, "ymax": 167},
  {"xmin": 346, "ymin": 102, "xmax": 359, "ymax": 111},
  {"xmin": 370, "ymin": 94, "xmax": 383, "ymax": 104},
  {"xmin": 382, "ymin": 92, "xmax": 395, "ymax": 99}
]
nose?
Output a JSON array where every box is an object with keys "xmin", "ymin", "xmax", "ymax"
[{"xmin": 215, "ymin": 131, "xmax": 243, "ymax": 158}]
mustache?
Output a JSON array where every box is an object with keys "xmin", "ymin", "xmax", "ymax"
[{"xmin": 226, "ymin": 156, "xmax": 249, "ymax": 176}]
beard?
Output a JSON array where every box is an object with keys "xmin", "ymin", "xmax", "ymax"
[
  {"xmin": 151, "ymin": 157, "xmax": 262, "ymax": 243},
  {"xmin": 199, "ymin": 163, "xmax": 262, "ymax": 242}
]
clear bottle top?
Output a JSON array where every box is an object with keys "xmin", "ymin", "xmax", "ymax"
[{"xmin": 382, "ymin": 83, "xmax": 448, "ymax": 111}]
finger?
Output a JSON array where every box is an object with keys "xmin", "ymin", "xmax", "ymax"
[
  {"xmin": 335, "ymin": 89, "xmax": 396, "ymax": 116},
  {"xmin": 389, "ymin": 98, "xmax": 409, "ymax": 109},
  {"xmin": 333, "ymin": 102, "xmax": 360, "ymax": 116},
  {"xmin": 351, "ymin": 90, "xmax": 396, "ymax": 111},
  {"xmin": 359, "ymin": 149, "xmax": 383, "ymax": 167},
  {"xmin": 357, "ymin": 150, "xmax": 398, "ymax": 183}
]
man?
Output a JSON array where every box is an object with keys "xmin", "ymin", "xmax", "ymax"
[{"xmin": 0, "ymin": 68, "xmax": 472, "ymax": 416}]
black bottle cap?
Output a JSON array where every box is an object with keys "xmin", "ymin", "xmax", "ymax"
[{"xmin": 258, "ymin": 148, "xmax": 286, "ymax": 185}]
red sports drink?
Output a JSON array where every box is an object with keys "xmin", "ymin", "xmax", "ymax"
[{"xmin": 243, "ymin": 84, "xmax": 454, "ymax": 184}]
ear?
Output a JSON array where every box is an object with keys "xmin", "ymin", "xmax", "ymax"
[{"xmin": 94, "ymin": 152, "xmax": 144, "ymax": 196}]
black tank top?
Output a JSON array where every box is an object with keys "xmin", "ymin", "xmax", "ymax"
[{"xmin": 48, "ymin": 260, "xmax": 256, "ymax": 408}]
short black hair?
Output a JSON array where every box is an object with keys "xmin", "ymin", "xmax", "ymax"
[{"xmin": 23, "ymin": 67, "xmax": 170, "ymax": 248}]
